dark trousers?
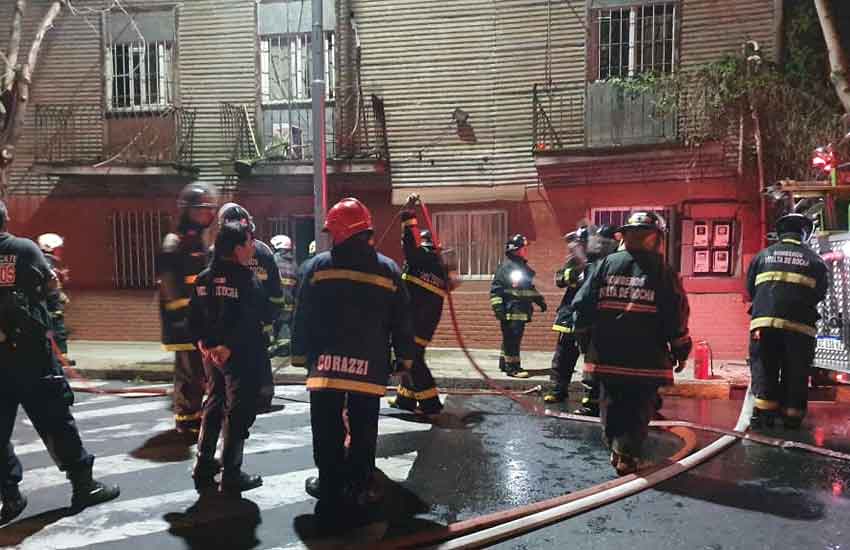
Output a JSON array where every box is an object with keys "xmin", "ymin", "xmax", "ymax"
[
  {"xmin": 749, "ymin": 328, "xmax": 815, "ymax": 419},
  {"xmin": 550, "ymin": 333, "xmax": 581, "ymax": 390},
  {"xmin": 174, "ymin": 350, "xmax": 205, "ymax": 430},
  {"xmin": 0, "ymin": 340, "xmax": 93, "ymax": 494},
  {"xmin": 49, "ymin": 311, "xmax": 69, "ymax": 355},
  {"xmin": 499, "ymin": 321, "xmax": 526, "ymax": 371},
  {"xmin": 396, "ymin": 345, "xmax": 442, "ymax": 413},
  {"xmin": 599, "ymin": 380, "xmax": 659, "ymax": 459},
  {"xmin": 258, "ymin": 353, "xmax": 274, "ymax": 407},
  {"xmin": 310, "ymin": 390, "xmax": 380, "ymax": 522},
  {"xmin": 196, "ymin": 356, "xmax": 260, "ymax": 480}
]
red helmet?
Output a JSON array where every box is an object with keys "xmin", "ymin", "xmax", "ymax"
[{"xmin": 323, "ymin": 197, "xmax": 374, "ymax": 245}]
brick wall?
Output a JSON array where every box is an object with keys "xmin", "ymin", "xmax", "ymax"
[{"xmin": 65, "ymin": 290, "xmax": 161, "ymax": 341}]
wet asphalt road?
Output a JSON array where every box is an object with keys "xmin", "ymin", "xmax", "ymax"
[{"xmin": 2, "ymin": 382, "xmax": 849, "ymax": 549}]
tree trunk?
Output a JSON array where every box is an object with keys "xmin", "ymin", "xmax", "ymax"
[
  {"xmin": 3, "ymin": 0, "xmax": 27, "ymax": 91},
  {"xmin": 0, "ymin": 0, "xmax": 63, "ymax": 198},
  {"xmin": 814, "ymin": 0, "xmax": 850, "ymax": 113}
]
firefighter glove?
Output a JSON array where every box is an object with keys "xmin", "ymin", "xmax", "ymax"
[
  {"xmin": 671, "ymin": 335, "xmax": 693, "ymax": 364},
  {"xmin": 536, "ymin": 298, "xmax": 548, "ymax": 313}
]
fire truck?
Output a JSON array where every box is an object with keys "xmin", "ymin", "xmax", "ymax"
[{"xmin": 770, "ymin": 179, "xmax": 850, "ymax": 383}]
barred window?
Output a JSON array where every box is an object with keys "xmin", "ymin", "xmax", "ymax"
[
  {"xmin": 105, "ymin": 11, "xmax": 175, "ymax": 111},
  {"xmin": 597, "ymin": 3, "xmax": 677, "ymax": 80},
  {"xmin": 260, "ymin": 32, "xmax": 335, "ymax": 104},
  {"xmin": 433, "ymin": 211, "xmax": 507, "ymax": 279},
  {"xmin": 111, "ymin": 210, "xmax": 171, "ymax": 289}
]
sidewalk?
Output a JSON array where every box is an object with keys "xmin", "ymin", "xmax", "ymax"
[{"xmin": 65, "ymin": 340, "xmax": 753, "ymax": 400}]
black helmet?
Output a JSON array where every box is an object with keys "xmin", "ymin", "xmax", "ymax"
[
  {"xmin": 505, "ymin": 233, "xmax": 528, "ymax": 253},
  {"xmin": 420, "ymin": 229, "xmax": 435, "ymax": 249},
  {"xmin": 564, "ymin": 225, "xmax": 590, "ymax": 243},
  {"xmin": 775, "ymin": 213, "xmax": 813, "ymax": 239},
  {"xmin": 177, "ymin": 183, "xmax": 218, "ymax": 210},
  {"xmin": 618, "ymin": 211, "xmax": 666, "ymax": 233},
  {"xmin": 596, "ymin": 224, "xmax": 619, "ymax": 239},
  {"xmin": 218, "ymin": 202, "xmax": 256, "ymax": 233}
]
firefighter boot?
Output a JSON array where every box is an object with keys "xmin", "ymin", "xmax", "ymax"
[
  {"xmin": 0, "ymin": 486, "xmax": 27, "ymax": 525},
  {"xmin": 749, "ymin": 407, "xmax": 777, "ymax": 429},
  {"xmin": 610, "ymin": 452, "xmax": 639, "ymax": 476},
  {"xmin": 219, "ymin": 436, "xmax": 262, "ymax": 496},
  {"xmin": 192, "ymin": 456, "xmax": 221, "ymax": 496},
  {"xmin": 542, "ymin": 385, "xmax": 566, "ymax": 404},
  {"xmin": 573, "ymin": 396, "xmax": 599, "ymax": 416},
  {"xmin": 305, "ymin": 476, "xmax": 321, "ymax": 499},
  {"xmin": 782, "ymin": 408, "xmax": 805, "ymax": 430},
  {"xmin": 69, "ymin": 465, "xmax": 120, "ymax": 512}
]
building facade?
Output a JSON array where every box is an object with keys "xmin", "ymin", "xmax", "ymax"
[
  {"xmin": 1, "ymin": 0, "xmax": 388, "ymax": 341},
  {"xmin": 352, "ymin": 0, "xmax": 777, "ymax": 358},
  {"xmin": 3, "ymin": 0, "xmax": 778, "ymax": 359}
]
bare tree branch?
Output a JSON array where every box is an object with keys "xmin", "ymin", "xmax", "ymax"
[
  {"xmin": 24, "ymin": 0, "xmax": 63, "ymax": 83},
  {"xmin": 3, "ymin": 0, "xmax": 26, "ymax": 92},
  {"xmin": 814, "ymin": 0, "xmax": 850, "ymax": 113},
  {"xmin": 1, "ymin": 0, "xmax": 65, "ymax": 198}
]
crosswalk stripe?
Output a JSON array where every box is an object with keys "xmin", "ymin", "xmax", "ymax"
[
  {"xmin": 19, "ymin": 416, "xmax": 428, "ymax": 493},
  {"xmin": 14, "ymin": 403, "xmax": 313, "ymax": 459},
  {"xmin": 11, "ymin": 453, "xmax": 417, "ymax": 550}
]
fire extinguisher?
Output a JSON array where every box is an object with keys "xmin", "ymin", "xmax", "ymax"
[{"xmin": 693, "ymin": 340, "xmax": 713, "ymax": 380}]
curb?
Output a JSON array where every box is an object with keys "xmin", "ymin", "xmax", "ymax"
[{"xmin": 66, "ymin": 365, "xmax": 743, "ymax": 400}]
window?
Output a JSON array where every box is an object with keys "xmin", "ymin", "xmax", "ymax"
[
  {"xmin": 260, "ymin": 32, "xmax": 335, "ymax": 104},
  {"xmin": 106, "ymin": 11, "xmax": 175, "ymax": 111},
  {"xmin": 433, "ymin": 211, "xmax": 507, "ymax": 279},
  {"xmin": 111, "ymin": 210, "xmax": 171, "ymax": 289},
  {"xmin": 596, "ymin": 2, "xmax": 677, "ymax": 80}
]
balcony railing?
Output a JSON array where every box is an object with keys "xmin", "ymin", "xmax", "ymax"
[
  {"xmin": 220, "ymin": 94, "xmax": 388, "ymax": 164},
  {"xmin": 34, "ymin": 105, "xmax": 196, "ymax": 168},
  {"xmin": 533, "ymin": 82, "xmax": 678, "ymax": 152}
]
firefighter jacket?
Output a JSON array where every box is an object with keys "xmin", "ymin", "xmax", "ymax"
[
  {"xmin": 290, "ymin": 239, "xmax": 415, "ymax": 397},
  {"xmin": 188, "ymin": 258, "xmax": 267, "ymax": 371},
  {"xmin": 490, "ymin": 255, "xmax": 545, "ymax": 323},
  {"xmin": 273, "ymin": 250, "xmax": 298, "ymax": 320},
  {"xmin": 400, "ymin": 210, "xmax": 447, "ymax": 347},
  {"xmin": 572, "ymin": 249, "xmax": 691, "ymax": 385},
  {"xmin": 247, "ymin": 240, "xmax": 285, "ymax": 336},
  {"xmin": 0, "ymin": 232, "xmax": 55, "ymax": 341},
  {"xmin": 43, "ymin": 253, "xmax": 67, "ymax": 316},
  {"xmin": 746, "ymin": 235, "xmax": 828, "ymax": 338},
  {"xmin": 552, "ymin": 254, "xmax": 587, "ymax": 334},
  {"xmin": 157, "ymin": 227, "xmax": 209, "ymax": 352}
]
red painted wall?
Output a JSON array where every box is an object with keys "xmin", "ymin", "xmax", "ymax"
[{"xmin": 11, "ymin": 177, "xmax": 758, "ymax": 359}]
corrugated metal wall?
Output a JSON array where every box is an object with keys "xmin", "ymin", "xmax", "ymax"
[
  {"xmin": 680, "ymin": 0, "xmax": 775, "ymax": 69},
  {"xmin": 354, "ymin": 0, "xmax": 775, "ymax": 196},
  {"xmin": 2, "ymin": 0, "xmax": 258, "ymax": 195},
  {"xmin": 179, "ymin": 0, "xmax": 257, "ymax": 191},
  {"xmin": 352, "ymin": 0, "xmax": 585, "ymax": 192}
]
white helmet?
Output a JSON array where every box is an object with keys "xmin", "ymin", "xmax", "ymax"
[
  {"xmin": 38, "ymin": 233, "xmax": 64, "ymax": 253},
  {"xmin": 270, "ymin": 234, "xmax": 293, "ymax": 252}
]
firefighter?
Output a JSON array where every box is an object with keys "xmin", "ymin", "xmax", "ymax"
[
  {"xmin": 37, "ymin": 233, "xmax": 73, "ymax": 366},
  {"xmin": 270, "ymin": 234, "xmax": 297, "ymax": 357},
  {"xmin": 189, "ymin": 222, "xmax": 265, "ymax": 496},
  {"xmin": 544, "ymin": 225, "xmax": 590, "ymax": 403},
  {"xmin": 389, "ymin": 193, "xmax": 454, "ymax": 415},
  {"xmin": 490, "ymin": 234, "xmax": 547, "ymax": 378},
  {"xmin": 217, "ymin": 204, "xmax": 285, "ymax": 413},
  {"xmin": 158, "ymin": 183, "xmax": 219, "ymax": 434},
  {"xmin": 572, "ymin": 212, "xmax": 691, "ymax": 475},
  {"xmin": 0, "ymin": 200, "xmax": 119, "ymax": 524},
  {"xmin": 572, "ymin": 225, "xmax": 621, "ymax": 415},
  {"xmin": 746, "ymin": 213, "xmax": 827, "ymax": 429},
  {"xmin": 292, "ymin": 197, "xmax": 415, "ymax": 534}
]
